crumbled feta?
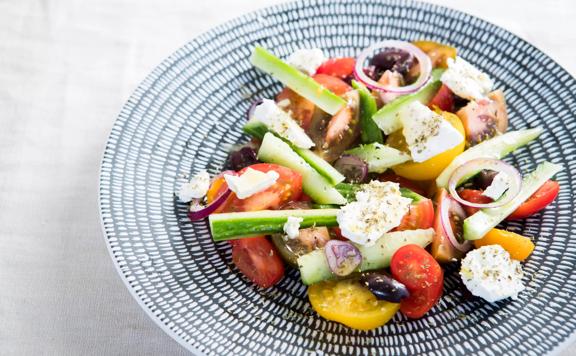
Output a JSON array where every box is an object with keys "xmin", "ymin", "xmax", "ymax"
[
  {"xmin": 337, "ymin": 181, "xmax": 411, "ymax": 246},
  {"xmin": 460, "ymin": 245, "xmax": 525, "ymax": 303},
  {"xmin": 251, "ymin": 99, "xmax": 315, "ymax": 149},
  {"xmin": 283, "ymin": 216, "xmax": 303, "ymax": 239},
  {"xmin": 178, "ymin": 170, "xmax": 210, "ymax": 202},
  {"xmin": 482, "ymin": 172, "xmax": 510, "ymax": 200},
  {"xmin": 224, "ymin": 168, "xmax": 279, "ymax": 199},
  {"xmin": 400, "ymin": 102, "xmax": 464, "ymax": 162},
  {"xmin": 286, "ymin": 48, "xmax": 326, "ymax": 76},
  {"xmin": 441, "ymin": 57, "xmax": 493, "ymax": 100}
]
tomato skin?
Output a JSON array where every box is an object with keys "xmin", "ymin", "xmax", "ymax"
[
  {"xmin": 474, "ymin": 228, "xmax": 535, "ymax": 261},
  {"xmin": 458, "ymin": 189, "xmax": 493, "ymax": 216},
  {"xmin": 312, "ymin": 74, "xmax": 352, "ymax": 96},
  {"xmin": 428, "ymin": 84, "xmax": 454, "ymax": 112},
  {"xmin": 395, "ymin": 199, "xmax": 434, "ymax": 231},
  {"xmin": 391, "ymin": 244, "xmax": 443, "ymax": 319},
  {"xmin": 316, "ymin": 57, "xmax": 356, "ymax": 78},
  {"xmin": 276, "ymin": 88, "xmax": 315, "ymax": 130},
  {"xmin": 219, "ymin": 163, "xmax": 303, "ymax": 213},
  {"xmin": 431, "ymin": 189, "xmax": 464, "ymax": 263},
  {"xmin": 507, "ymin": 180, "xmax": 559, "ymax": 220},
  {"xmin": 231, "ymin": 237, "xmax": 285, "ymax": 288}
]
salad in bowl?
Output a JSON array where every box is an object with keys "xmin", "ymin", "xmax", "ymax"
[{"xmin": 177, "ymin": 40, "xmax": 561, "ymax": 330}]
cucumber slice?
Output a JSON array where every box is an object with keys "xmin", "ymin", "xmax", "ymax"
[
  {"xmin": 292, "ymin": 146, "xmax": 345, "ymax": 185},
  {"xmin": 372, "ymin": 69, "xmax": 444, "ymax": 134},
  {"xmin": 345, "ymin": 143, "xmax": 411, "ymax": 173},
  {"xmin": 463, "ymin": 161, "xmax": 562, "ymax": 240},
  {"xmin": 209, "ymin": 209, "xmax": 339, "ymax": 241},
  {"xmin": 243, "ymin": 120, "xmax": 267, "ymax": 139},
  {"xmin": 351, "ymin": 80, "xmax": 383, "ymax": 144},
  {"xmin": 297, "ymin": 229, "xmax": 434, "ymax": 285},
  {"xmin": 251, "ymin": 46, "xmax": 346, "ymax": 115},
  {"xmin": 257, "ymin": 133, "xmax": 347, "ymax": 205},
  {"xmin": 436, "ymin": 128, "xmax": 543, "ymax": 188},
  {"xmin": 335, "ymin": 183, "xmax": 422, "ymax": 203}
]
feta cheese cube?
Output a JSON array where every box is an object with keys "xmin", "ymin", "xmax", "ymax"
[
  {"xmin": 283, "ymin": 216, "xmax": 303, "ymax": 239},
  {"xmin": 482, "ymin": 172, "xmax": 510, "ymax": 200},
  {"xmin": 178, "ymin": 170, "xmax": 210, "ymax": 202},
  {"xmin": 286, "ymin": 48, "xmax": 326, "ymax": 76},
  {"xmin": 251, "ymin": 99, "xmax": 315, "ymax": 149},
  {"xmin": 224, "ymin": 168, "xmax": 279, "ymax": 199},
  {"xmin": 337, "ymin": 181, "xmax": 411, "ymax": 246},
  {"xmin": 460, "ymin": 245, "xmax": 525, "ymax": 303},
  {"xmin": 441, "ymin": 57, "xmax": 493, "ymax": 100},
  {"xmin": 400, "ymin": 102, "xmax": 464, "ymax": 162}
]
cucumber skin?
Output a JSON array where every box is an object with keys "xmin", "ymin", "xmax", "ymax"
[
  {"xmin": 335, "ymin": 183, "xmax": 424, "ymax": 203},
  {"xmin": 463, "ymin": 161, "xmax": 562, "ymax": 240},
  {"xmin": 297, "ymin": 229, "xmax": 435, "ymax": 285},
  {"xmin": 351, "ymin": 80, "xmax": 384, "ymax": 144},
  {"xmin": 209, "ymin": 209, "xmax": 339, "ymax": 241},
  {"xmin": 251, "ymin": 46, "xmax": 346, "ymax": 115},
  {"xmin": 258, "ymin": 133, "xmax": 347, "ymax": 205},
  {"xmin": 436, "ymin": 128, "xmax": 543, "ymax": 188},
  {"xmin": 243, "ymin": 120, "xmax": 267, "ymax": 139},
  {"xmin": 345, "ymin": 143, "xmax": 410, "ymax": 173},
  {"xmin": 372, "ymin": 70, "xmax": 444, "ymax": 134}
]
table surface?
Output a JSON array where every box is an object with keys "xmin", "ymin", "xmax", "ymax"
[{"xmin": 1, "ymin": 0, "xmax": 575, "ymax": 354}]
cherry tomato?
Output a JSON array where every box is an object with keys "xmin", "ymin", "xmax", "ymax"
[
  {"xmin": 379, "ymin": 171, "xmax": 428, "ymax": 197},
  {"xmin": 391, "ymin": 244, "xmax": 443, "ymax": 319},
  {"xmin": 316, "ymin": 57, "xmax": 356, "ymax": 78},
  {"xmin": 276, "ymin": 88, "xmax": 316, "ymax": 130},
  {"xmin": 219, "ymin": 163, "xmax": 303, "ymax": 213},
  {"xmin": 231, "ymin": 237, "xmax": 285, "ymax": 288},
  {"xmin": 428, "ymin": 84, "xmax": 455, "ymax": 112},
  {"xmin": 507, "ymin": 180, "xmax": 559, "ymax": 220},
  {"xmin": 458, "ymin": 189, "xmax": 493, "ymax": 216},
  {"xmin": 308, "ymin": 280, "xmax": 400, "ymax": 330},
  {"xmin": 395, "ymin": 198, "xmax": 434, "ymax": 231},
  {"xmin": 312, "ymin": 74, "xmax": 352, "ymax": 96},
  {"xmin": 412, "ymin": 40, "xmax": 457, "ymax": 68}
]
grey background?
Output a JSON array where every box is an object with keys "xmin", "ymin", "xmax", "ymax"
[{"xmin": 1, "ymin": 0, "xmax": 574, "ymax": 354}]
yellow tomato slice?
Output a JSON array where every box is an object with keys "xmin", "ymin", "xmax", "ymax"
[
  {"xmin": 391, "ymin": 111, "xmax": 465, "ymax": 181},
  {"xmin": 308, "ymin": 280, "xmax": 399, "ymax": 330},
  {"xmin": 474, "ymin": 228, "xmax": 535, "ymax": 261},
  {"xmin": 412, "ymin": 40, "xmax": 457, "ymax": 68}
]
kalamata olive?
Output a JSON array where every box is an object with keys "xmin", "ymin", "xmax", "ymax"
[
  {"xmin": 324, "ymin": 240, "xmax": 362, "ymax": 276},
  {"xmin": 333, "ymin": 154, "xmax": 368, "ymax": 183},
  {"xmin": 370, "ymin": 48, "xmax": 414, "ymax": 76},
  {"xmin": 246, "ymin": 99, "xmax": 263, "ymax": 120},
  {"xmin": 474, "ymin": 169, "xmax": 499, "ymax": 190},
  {"xmin": 360, "ymin": 271, "xmax": 410, "ymax": 303},
  {"xmin": 227, "ymin": 146, "xmax": 259, "ymax": 171}
]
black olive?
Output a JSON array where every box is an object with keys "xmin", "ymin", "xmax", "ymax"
[
  {"xmin": 227, "ymin": 146, "xmax": 259, "ymax": 171},
  {"xmin": 360, "ymin": 271, "xmax": 410, "ymax": 303},
  {"xmin": 370, "ymin": 48, "xmax": 414, "ymax": 76}
]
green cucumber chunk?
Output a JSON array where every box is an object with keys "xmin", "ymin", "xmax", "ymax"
[
  {"xmin": 209, "ymin": 209, "xmax": 339, "ymax": 241},
  {"xmin": 345, "ymin": 143, "xmax": 410, "ymax": 173},
  {"xmin": 351, "ymin": 80, "xmax": 383, "ymax": 144},
  {"xmin": 436, "ymin": 128, "xmax": 543, "ymax": 188},
  {"xmin": 292, "ymin": 146, "xmax": 345, "ymax": 185},
  {"xmin": 257, "ymin": 133, "xmax": 347, "ymax": 205},
  {"xmin": 463, "ymin": 161, "xmax": 562, "ymax": 240},
  {"xmin": 372, "ymin": 69, "xmax": 444, "ymax": 135},
  {"xmin": 243, "ymin": 120, "xmax": 267, "ymax": 139},
  {"xmin": 297, "ymin": 229, "xmax": 435, "ymax": 285},
  {"xmin": 250, "ymin": 46, "xmax": 346, "ymax": 115}
]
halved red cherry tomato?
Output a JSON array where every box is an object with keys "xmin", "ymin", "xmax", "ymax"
[
  {"xmin": 231, "ymin": 237, "xmax": 285, "ymax": 288},
  {"xmin": 378, "ymin": 171, "xmax": 428, "ymax": 197},
  {"xmin": 507, "ymin": 180, "xmax": 559, "ymax": 220},
  {"xmin": 391, "ymin": 244, "xmax": 443, "ymax": 319},
  {"xmin": 428, "ymin": 84, "xmax": 455, "ymax": 112},
  {"xmin": 457, "ymin": 189, "xmax": 493, "ymax": 216},
  {"xmin": 276, "ymin": 88, "xmax": 316, "ymax": 130},
  {"xmin": 395, "ymin": 198, "xmax": 434, "ymax": 231},
  {"xmin": 312, "ymin": 74, "xmax": 352, "ymax": 96},
  {"xmin": 218, "ymin": 163, "xmax": 303, "ymax": 213},
  {"xmin": 316, "ymin": 57, "xmax": 356, "ymax": 78}
]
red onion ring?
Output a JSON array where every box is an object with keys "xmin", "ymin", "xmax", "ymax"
[
  {"xmin": 353, "ymin": 40, "xmax": 432, "ymax": 94},
  {"xmin": 448, "ymin": 158, "xmax": 522, "ymax": 209},
  {"xmin": 188, "ymin": 188, "xmax": 232, "ymax": 221},
  {"xmin": 247, "ymin": 99, "xmax": 263, "ymax": 120},
  {"xmin": 440, "ymin": 194, "xmax": 472, "ymax": 252},
  {"xmin": 324, "ymin": 240, "xmax": 362, "ymax": 276}
]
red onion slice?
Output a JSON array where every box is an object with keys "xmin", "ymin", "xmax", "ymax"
[
  {"xmin": 353, "ymin": 40, "xmax": 432, "ymax": 94},
  {"xmin": 324, "ymin": 240, "xmax": 362, "ymax": 276},
  {"xmin": 448, "ymin": 158, "xmax": 522, "ymax": 209},
  {"xmin": 187, "ymin": 188, "xmax": 232, "ymax": 221},
  {"xmin": 440, "ymin": 194, "xmax": 472, "ymax": 252},
  {"xmin": 247, "ymin": 99, "xmax": 264, "ymax": 120}
]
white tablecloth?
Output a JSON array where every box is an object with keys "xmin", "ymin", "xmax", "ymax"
[{"xmin": 1, "ymin": 0, "xmax": 574, "ymax": 354}]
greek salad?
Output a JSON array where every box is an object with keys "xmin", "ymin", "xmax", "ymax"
[{"xmin": 179, "ymin": 40, "xmax": 561, "ymax": 330}]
